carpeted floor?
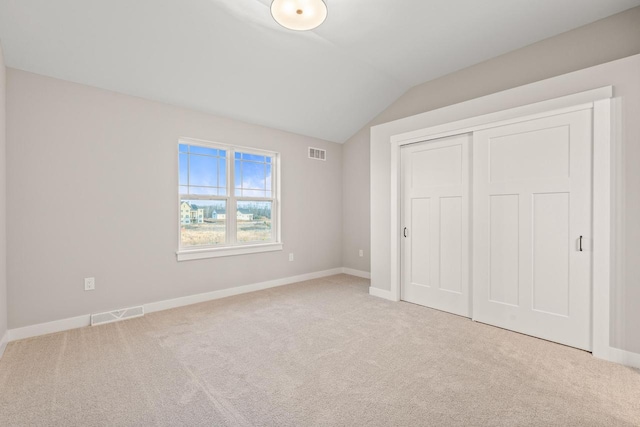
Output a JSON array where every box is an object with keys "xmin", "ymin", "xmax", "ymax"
[{"xmin": 0, "ymin": 274, "xmax": 638, "ymax": 426}]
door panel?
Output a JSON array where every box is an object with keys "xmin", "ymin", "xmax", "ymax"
[
  {"xmin": 489, "ymin": 194, "xmax": 520, "ymax": 306},
  {"xmin": 489, "ymin": 126, "xmax": 570, "ymax": 182},
  {"xmin": 412, "ymin": 145, "xmax": 462, "ymax": 188},
  {"xmin": 439, "ymin": 197, "xmax": 462, "ymax": 293},
  {"xmin": 402, "ymin": 134, "xmax": 471, "ymax": 317},
  {"xmin": 473, "ymin": 109, "xmax": 592, "ymax": 351},
  {"xmin": 411, "ymin": 198, "xmax": 431, "ymax": 287},
  {"xmin": 532, "ymin": 192, "xmax": 570, "ymax": 316}
]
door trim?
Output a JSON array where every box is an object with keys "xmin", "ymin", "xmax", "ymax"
[{"xmin": 387, "ymin": 87, "xmax": 613, "ymax": 361}]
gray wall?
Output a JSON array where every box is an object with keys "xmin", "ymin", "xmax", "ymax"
[
  {"xmin": 0, "ymin": 43, "xmax": 7, "ymax": 341},
  {"xmin": 6, "ymin": 69, "xmax": 342, "ymax": 329},
  {"xmin": 342, "ymin": 6, "xmax": 640, "ymax": 272}
]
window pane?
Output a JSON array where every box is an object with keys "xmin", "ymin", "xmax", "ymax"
[
  {"xmin": 242, "ymin": 161, "xmax": 266, "ymax": 189},
  {"xmin": 234, "ymin": 159, "xmax": 242, "ymax": 190},
  {"xmin": 179, "ymin": 153, "xmax": 189, "ymax": 185},
  {"xmin": 266, "ymin": 164, "xmax": 272, "ymax": 191},
  {"xmin": 219, "ymin": 158, "xmax": 227, "ymax": 191},
  {"xmin": 180, "ymin": 200, "xmax": 226, "ymax": 247},
  {"xmin": 234, "ymin": 153, "xmax": 273, "ymax": 197},
  {"xmin": 189, "ymin": 155, "xmax": 218, "ymax": 187},
  {"xmin": 180, "ymin": 144, "xmax": 228, "ymax": 196},
  {"xmin": 236, "ymin": 201, "xmax": 272, "ymax": 243},
  {"xmin": 179, "ymin": 185, "xmax": 189, "ymax": 194},
  {"xmin": 189, "ymin": 146, "xmax": 217, "ymax": 156}
]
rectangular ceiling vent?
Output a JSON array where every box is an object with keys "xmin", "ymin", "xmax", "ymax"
[
  {"xmin": 308, "ymin": 147, "xmax": 326, "ymax": 161},
  {"xmin": 91, "ymin": 306, "xmax": 144, "ymax": 326}
]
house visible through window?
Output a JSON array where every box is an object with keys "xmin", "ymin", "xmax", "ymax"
[{"xmin": 177, "ymin": 139, "xmax": 281, "ymax": 260}]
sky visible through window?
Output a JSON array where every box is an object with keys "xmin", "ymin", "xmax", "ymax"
[{"xmin": 179, "ymin": 144, "xmax": 272, "ymax": 197}]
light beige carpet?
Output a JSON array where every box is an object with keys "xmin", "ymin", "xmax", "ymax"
[{"xmin": 0, "ymin": 274, "xmax": 639, "ymax": 426}]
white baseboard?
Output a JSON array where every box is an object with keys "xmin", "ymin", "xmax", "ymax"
[
  {"xmin": 9, "ymin": 314, "xmax": 90, "ymax": 342},
  {"xmin": 0, "ymin": 330, "xmax": 8, "ymax": 358},
  {"xmin": 341, "ymin": 268, "xmax": 371, "ymax": 279},
  {"xmin": 596, "ymin": 346, "xmax": 640, "ymax": 370},
  {"xmin": 5, "ymin": 267, "xmax": 344, "ymax": 344},
  {"xmin": 368, "ymin": 286, "xmax": 396, "ymax": 301},
  {"xmin": 144, "ymin": 267, "xmax": 343, "ymax": 314}
]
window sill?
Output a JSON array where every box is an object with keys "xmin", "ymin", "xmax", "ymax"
[{"xmin": 176, "ymin": 242, "xmax": 283, "ymax": 261}]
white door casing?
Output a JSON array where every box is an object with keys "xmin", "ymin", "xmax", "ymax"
[
  {"xmin": 472, "ymin": 109, "xmax": 593, "ymax": 351},
  {"xmin": 401, "ymin": 134, "xmax": 471, "ymax": 317}
]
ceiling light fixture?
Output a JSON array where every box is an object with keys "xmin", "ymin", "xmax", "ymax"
[{"xmin": 271, "ymin": 0, "xmax": 327, "ymax": 31}]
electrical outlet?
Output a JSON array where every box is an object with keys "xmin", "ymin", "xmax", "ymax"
[
  {"xmin": 359, "ymin": 249, "xmax": 364, "ymax": 257},
  {"xmin": 289, "ymin": 253, "xmax": 294, "ymax": 262},
  {"xmin": 84, "ymin": 277, "xmax": 95, "ymax": 291}
]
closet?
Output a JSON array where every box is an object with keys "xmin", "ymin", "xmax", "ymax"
[{"xmin": 401, "ymin": 108, "xmax": 593, "ymax": 351}]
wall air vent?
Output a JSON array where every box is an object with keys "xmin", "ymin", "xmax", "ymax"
[
  {"xmin": 308, "ymin": 147, "xmax": 326, "ymax": 161},
  {"xmin": 91, "ymin": 306, "xmax": 144, "ymax": 326}
]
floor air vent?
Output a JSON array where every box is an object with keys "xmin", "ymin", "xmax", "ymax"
[
  {"xmin": 91, "ymin": 306, "xmax": 144, "ymax": 326},
  {"xmin": 308, "ymin": 147, "xmax": 326, "ymax": 161}
]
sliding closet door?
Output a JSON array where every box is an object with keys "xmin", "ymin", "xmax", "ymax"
[
  {"xmin": 473, "ymin": 109, "xmax": 592, "ymax": 350},
  {"xmin": 401, "ymin": 134, "xmax": 470, "ymax": 317}
]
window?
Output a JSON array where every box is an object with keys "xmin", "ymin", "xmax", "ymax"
[{"xmin": 177, "ymin": 138, "xmax": 281, "ymax": 260}]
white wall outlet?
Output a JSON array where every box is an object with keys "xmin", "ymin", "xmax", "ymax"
[
  {"xmin": 359, "ymin": 249, "xmax": 364, "ymax": 257},
  {"xmin": 84, "ymin": 277, "xmax": 95, "ymax": 291},
  {"xmin": 289, "ymin": 253, "xmax": 294, "ymax": 262}
]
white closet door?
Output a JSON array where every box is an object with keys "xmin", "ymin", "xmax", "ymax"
[
  {"xmin": 473, "ymin": 109, "xmax": 592, "ymax": 350},
  {"xmin": 401, "ymin": 134, "xmax": 470, "ymax": 317}
]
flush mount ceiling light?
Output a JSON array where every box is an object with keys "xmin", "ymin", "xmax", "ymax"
[{"xmin": 271, "ymin": 0, "xmax": 327, "ymax": 31}]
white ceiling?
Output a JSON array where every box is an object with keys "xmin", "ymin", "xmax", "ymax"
[{"xmin": 0, "ymin": 0, "xmax": 638, "ymax": 143}]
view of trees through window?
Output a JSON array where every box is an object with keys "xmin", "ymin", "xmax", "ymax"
[{"xmin": 179, "ymin": 142, "xmax": 275, "ymax": 248}]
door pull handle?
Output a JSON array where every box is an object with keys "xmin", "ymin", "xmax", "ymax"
[
  {"xmin": 579, "ymin": 235, "xmax": 583, "ymax": 252},
  {"xmin": 403, "ymin": 227, "xmax": 408, "ymax": 238}
]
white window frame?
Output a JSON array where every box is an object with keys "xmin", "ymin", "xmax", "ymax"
[{"xmin": 176, "ymin": 137, "xmax": 282, "ymax": 261}]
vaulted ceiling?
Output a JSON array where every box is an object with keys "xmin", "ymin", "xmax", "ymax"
[{"xmin": 1, "ymin": 0, "xmax": 638, "ymax": 142}]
